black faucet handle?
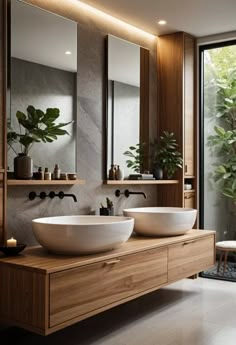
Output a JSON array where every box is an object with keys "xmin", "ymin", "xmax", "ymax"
[{"xmin": 58, "ymin": 191, "xmax": 65, "ymax": 199}]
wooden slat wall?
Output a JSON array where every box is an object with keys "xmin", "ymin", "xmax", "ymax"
[{"xmin": 0, "ymin": 0, "xmax": 7, "ymax": 245}]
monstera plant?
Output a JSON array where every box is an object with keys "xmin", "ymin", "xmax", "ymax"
[
  {"xmin": 8, "ymin": 105, "xmax": 72, "ymax": 179},
  {"xmin": 8, "ymin": 105, "xmax": 71, "ymax": 155}
]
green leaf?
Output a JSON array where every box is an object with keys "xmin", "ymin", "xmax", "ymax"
[
  {"xmin": 214, "ymin": 126, "xmax": 225, "ymax": 137},
  {"xmin": 215, "ymin": 165, "xmax": 226, "ymax": 174},
  {"xmin": 223, "ymin": 173, "xmax": 231, "ymax": 179}
]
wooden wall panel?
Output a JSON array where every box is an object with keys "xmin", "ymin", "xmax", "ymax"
[
  {"xmin": 184, "ymin": 35, "xmax": 195, "ymax": 176},
  {"xmin": 0, "ymin": 0, "xmax": 7, "ymax": 245},
  {"xmin": 156, "ymin": 33, "xmax": 184, "ymax": 207}
]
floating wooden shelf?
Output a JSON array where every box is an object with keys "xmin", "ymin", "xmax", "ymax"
[
  {"xmin": 184, "ymin": 189, "xmax": 195, "ymax": 193},
  {"xmin": 184, "ymin": 176, "xmax": 195, "ymax": 179},
  {"xmin": 104, "ymin": 180, "xmax": 179, "ymax": 185},
  {"xmin": 7, "ymin": 179, "xmax": 85, "ymax": 186}
]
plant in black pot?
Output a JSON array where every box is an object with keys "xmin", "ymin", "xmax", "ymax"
[
  {"xmin": 151, "ymin": 131, "xmax": 183, "ymax": 179},
  {"xmin": 7, "ymin": 105, "xmax": 71, "ymax": 179}
]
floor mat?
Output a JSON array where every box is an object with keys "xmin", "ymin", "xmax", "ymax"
[{"xmin": 201, "ymin": 261, "xmax": 236, "ymax": 282}]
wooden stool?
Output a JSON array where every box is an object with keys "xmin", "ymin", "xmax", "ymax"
[{"xmin": 216, "ymin": 241, "xmax": 236, "ymax": 275}]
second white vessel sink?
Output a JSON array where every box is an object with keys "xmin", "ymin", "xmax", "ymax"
[
  {"xmin": 32, "ymin": 215, "xmax": 134, "ymax": 255},
  {"xmin": 123, "ymin": 207, "xmax": 197, "ymax": 236}
]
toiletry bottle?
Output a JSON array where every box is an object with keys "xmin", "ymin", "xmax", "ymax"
[
  {"xmin": 115, "ymin": 165, "xmax": 124, "ymax": 180},
  {"xmin": 44, "ymin": 167, "xmax": 51, "ymax": 180},
  {"xmin": 108, "ymin": 164, "xmax": 116, "ymax": 180},
  {"xmin": 53, "ymin": 164, "xmax": 61, "ymax": 180},
  {"xmin": 38, "ymin": 167, "xmax": 44, "ymax": 180}
]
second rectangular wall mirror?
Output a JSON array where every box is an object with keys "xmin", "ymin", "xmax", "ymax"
[
  {"xmin": 8, "ymin": 0, "xmax": 78, "ymax": 175},
  {"xmin": 106, "ymin": 35, "xmax": 149, "ymax": 179}
]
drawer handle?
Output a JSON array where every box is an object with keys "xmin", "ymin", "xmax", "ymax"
[
  {"xmin": 183, "ymin": 240, "xmax": 196, "ymax": 246},
  {"xmin": 104, "ymin": 259, "xmax": 121, "ymax": 265}
]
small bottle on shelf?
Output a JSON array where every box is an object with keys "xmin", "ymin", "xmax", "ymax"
[
  {"xmin": 108, "ymin": 164, "xmax": 116, "ymax": 180},
  {"xmin": 38, "ymin": 167, "xmax": 44, "ymax": 180},
  {"xmin": 53, "ymin": 164, "xmax": 61, "ymax": 180},
  {"xmin": 44, "ymin": 168, "xmax": 51, "ymax": 180},
  {"xmin": 115, "ymin": 165, "xmax": 124, "ymax": 180}
]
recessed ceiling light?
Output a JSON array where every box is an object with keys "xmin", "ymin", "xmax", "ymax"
[
  {"xmin": 65, "ymin": 51, "xmax": 72, "ymax": 55},
  {"xmin": 158, "ymin": 20, "xmax": 167, "ymax": 25}
]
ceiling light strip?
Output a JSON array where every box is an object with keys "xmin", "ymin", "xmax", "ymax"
[{"xmin": 76, "ymin": 1, "xmax": 156, "ymax": 40}]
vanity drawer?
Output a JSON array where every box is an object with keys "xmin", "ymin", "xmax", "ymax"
[
  {"xmin": 168, "ymin": 235, "xmax": 215, "ymax": 282},
  {"xmin": 49, "ymin": 247, "xmax": 167, "ymax": 327}
]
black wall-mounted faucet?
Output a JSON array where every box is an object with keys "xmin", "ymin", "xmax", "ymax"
[
  {"xmin": 29, "ymin": 191, "xmax": 77, "ymax": 202},
  {"xmin": 115, "ymin": 189, "xmax": 147, "ymax": 199}
]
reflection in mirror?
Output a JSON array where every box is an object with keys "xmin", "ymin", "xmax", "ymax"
[
  {"xmin": 106, "ymin": 35, "xmax": 149, "ymax": 179},
  {"xmin": 9, "ymin": 0, "xmax": 77, "ymax": 173}
]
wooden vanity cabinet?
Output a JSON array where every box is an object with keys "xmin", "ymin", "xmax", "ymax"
[
  {"xmin": 168, "ymin": 235, "xmax": 215, "ymax": 282},
  {"xmin": 50, "ymin": 247, "xmax": 167, "ymax": 327},
  {"xmin": 0, "ymin": 230, "xmax": 215, "ymax": 335}
]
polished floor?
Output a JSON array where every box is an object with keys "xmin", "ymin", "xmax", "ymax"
[{"xmin": 1, "ymin": 277, "xmax": 236, "ymax": 345}]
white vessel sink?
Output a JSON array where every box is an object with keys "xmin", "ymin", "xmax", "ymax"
[
  {"xmin": 32, "ymin": 215, "xmax": 134, "ymax": 255},
  {"xmin": 123, "ymin": 207, "xmax": 197, "ymax": 236}
]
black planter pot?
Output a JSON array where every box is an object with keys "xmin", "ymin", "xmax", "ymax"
[
  {"xmin": 100, "ymin": 207, "xmax": 114, "ymax": 216},
  {"xmin": 14, "ymin": 153, "xmax": 33, "ymax": 179},
  {"xmin": 153, "ymin": 166, "xmax": 163, "ymax": 180}
]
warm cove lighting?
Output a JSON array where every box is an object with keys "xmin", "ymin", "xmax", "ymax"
[
  {"xmin": 158, "ymin": 20, "xmax": 167, "ymax": 25},
  {"xmin": 76, "ymin": 0, "xmax": 156, "ymax": 40}
]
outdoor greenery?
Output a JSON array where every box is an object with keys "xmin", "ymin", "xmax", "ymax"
[
  {"xmin": 151, "ymin": 131, "xmax": 183, "ymax": 179},
  {"xmin": 8, "ymin": 105, "xmax": 71, "ymax": 155},
  {"xmin": 206, "ymin": 46, "xmax": 236, "ymax": 202}
]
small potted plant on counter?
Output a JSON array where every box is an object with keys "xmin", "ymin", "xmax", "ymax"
[
  {"xmin": 100, "ymin": 197, "xmax": 114, "ymax": 216},
  {"xmin": 151, "ymin": 131, "xmax": 183, "ymax": 179},
  {"xmin": 7, "ymin": 105, "xmax": 72, "ymax": 179}
]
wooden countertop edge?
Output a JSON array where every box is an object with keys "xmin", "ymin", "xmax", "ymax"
[{"xmin": 0, "ymin": 230, "xmax": 215, "ymax": 274}]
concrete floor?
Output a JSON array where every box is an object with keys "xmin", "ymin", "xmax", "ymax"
[{"xmin": 1, "ymin": 277, "xmax": 236, "ymax": 345}]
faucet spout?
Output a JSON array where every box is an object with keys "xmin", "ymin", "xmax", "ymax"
[
  {"xmin": 124, "ymin": 190, "xmax": 147, "ymax": 199},
  {"xmin": 58, "ymin": 191, "xmax": 77, "ymax": 202}
]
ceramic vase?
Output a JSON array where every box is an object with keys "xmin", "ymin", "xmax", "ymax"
[{"xmin": 14, "ymin": 153, "xmax": 33, "ymax": 179}]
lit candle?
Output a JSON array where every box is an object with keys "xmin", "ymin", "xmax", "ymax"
[{"xmin": 7, "ymin": 237, "xmax": 17, "ymax": 247}]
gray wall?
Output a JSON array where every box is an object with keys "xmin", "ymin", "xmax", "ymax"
[
  {"xmin": 7, "ymin": 1, "xmax": 158, "ymax": 245},
  {"xmin": 9, "ymin": 57, "xmax": 76, "ymax": 173}
]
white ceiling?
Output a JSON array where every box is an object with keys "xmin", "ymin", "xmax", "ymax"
[
  {"xmin": 80, "ymin": 0, "xmax": 236, "ymax": 37},
  {"xmin": 12, "ymin": 0, "xmax": 77, "ymax": 72}
]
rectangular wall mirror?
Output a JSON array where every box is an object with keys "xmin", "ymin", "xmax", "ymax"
[
  {"xmin": 8, "ymin": 0, "xmax": 77, "ymax": 174},
  {"xmin": 106, "ymin": 35, "xmax": 149, "ymax": 179}
]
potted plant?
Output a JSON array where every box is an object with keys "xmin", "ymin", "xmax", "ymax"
[
  {"xmin": 151, "ymin": 131, "xmax": 183, "ymax": 179},
  {"xmin": 123, "ymin": 143, "xmax": 145, "ymax": 174},
  {"xmin": 8, "ymin": 105, "xmax": 71, "ymax": 179}
]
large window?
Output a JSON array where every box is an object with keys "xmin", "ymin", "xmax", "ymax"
[{"xmin": 200, "ymin": 40, "xmax": 236, "ymax": 281}]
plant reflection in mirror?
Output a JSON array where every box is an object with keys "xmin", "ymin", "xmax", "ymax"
[
  {"xmin": 123, "ymin": 143, "xmax": 145, "ymax": 173},
  {"xmin": 7, "ymin": 105, "xmax": 72, "ymax": 155}
]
